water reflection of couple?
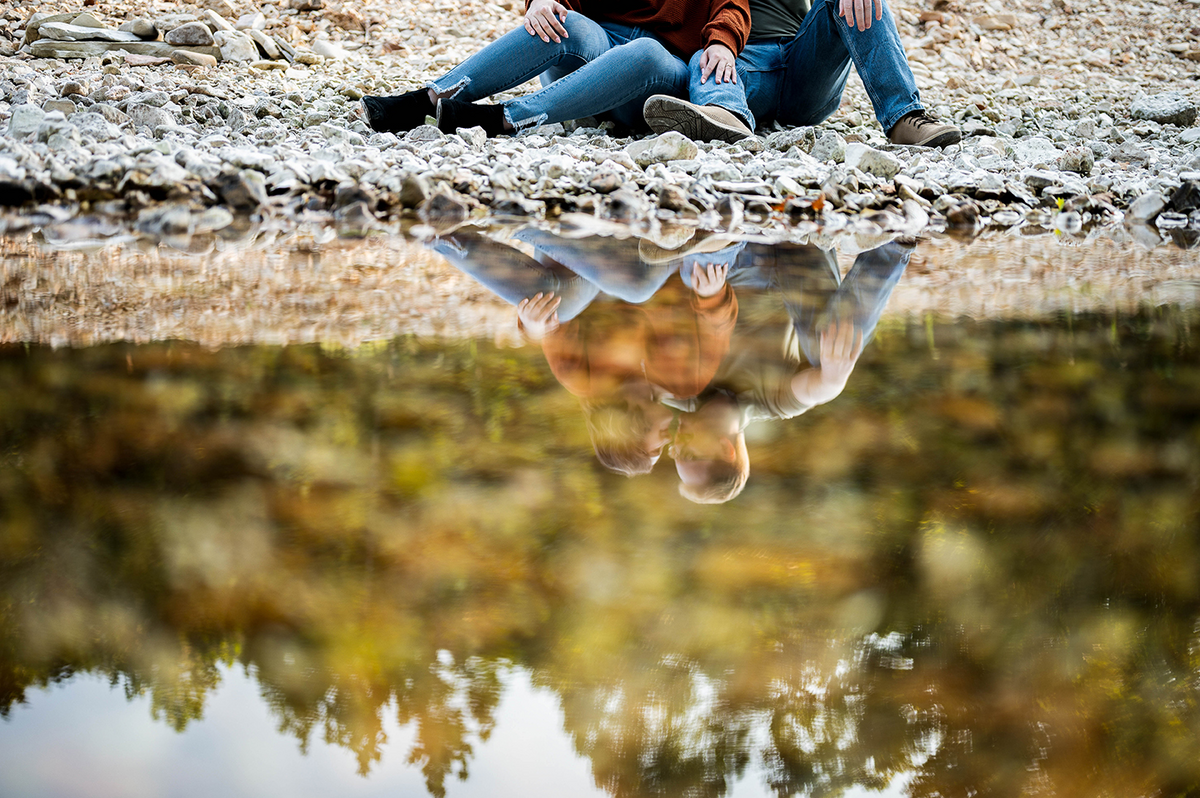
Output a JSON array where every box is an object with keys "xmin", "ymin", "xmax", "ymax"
[{"xmin": 429, "ymin": 227, "xmax": 910, "ymax": 502}]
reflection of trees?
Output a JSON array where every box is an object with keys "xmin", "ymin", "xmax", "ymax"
[{"xmin": 2, "ymin": 308, "xmax": 1200, "ymax": 796}]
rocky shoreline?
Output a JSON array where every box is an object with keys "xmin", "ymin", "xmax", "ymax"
[{"xmin": 1, "ymin": 0, "xmax": 1199, "ymax": 245}]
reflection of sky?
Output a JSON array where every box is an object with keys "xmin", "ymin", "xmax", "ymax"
[
  {"xmin": 0, "ymin": 667, "xmax": 607, "ymax": 798},
  {"xmin": 0, "ymin": 666, "xmax": 915, "ymax": 798}
]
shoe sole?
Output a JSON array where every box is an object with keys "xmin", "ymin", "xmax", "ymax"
[
  {"xmin": 643, "ymin": 96, "xmax": 752, "ymax": 144},
  {"xmin": 919, "ymin": 129, "xmax": 962, "ymax": 148}
]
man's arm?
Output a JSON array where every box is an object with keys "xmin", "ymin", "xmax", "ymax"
[{"xmin": 789, "ymin": 320, "xmax": 864, "ymax": 405}]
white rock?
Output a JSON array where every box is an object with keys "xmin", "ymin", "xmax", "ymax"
[
  {"xmin": 811, "ymin": 131, "xmax": 846, "ymax": 163},
  {"xmin": 165, "ymin": 22, "xmax": 215, "ymax": 47},
  {"xmin": 1010, "ymin": 136, "xmax": 1063, "ymax": 167},
  {"xmin": 625, "ymin": 132, "xmax": 698, "ymax": 166},
  {"xmin": 843, "ymin": 143, "xmax": 903, "ymax": 179},
  {"xmin": 236, "ymin": 12, "xmax": 267, "ymax": 30},
  {"xmin": 1128, "ymin": 191, "xmax": 1166, "ymax": 221},
  {"xmin": 214, "ymin": 30, "xmax": 259, "ymax": 62},
  {"xmin": 39, "ymin": 22, "xmax": 140, "ymax": 42},
  {"xmin": 7, "ymin": 104, "xmax": 46, "ymax": 139},
  {"xmin": 312, "ymin": 38, "xmax": 350, "ymax": 59}
]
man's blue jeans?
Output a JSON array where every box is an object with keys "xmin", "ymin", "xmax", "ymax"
[
  {"xmin": 688, "ymin": 0, "xmax": 922, "ymax": 133},
  {"xmin": 428, "ymin": 15, "xmax": 689, "ymax": 131}
]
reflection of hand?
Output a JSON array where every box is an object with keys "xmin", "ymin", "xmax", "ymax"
[
  {"xmin": 690, "ymin": 262, "xmax": 728, "ymax": 298},
  {"xmin": 699, "ymin": 43, "xmax": 737, "ymax": 85},
  {"xmin": 819, "ymin": 320, "xmax": 864, "ymax": 384},
  {"xmin": 524, "ymin": 0, "xmax": 569, "ymax": 42},
  {"xmin": 839, "ymin": 0, "xmax": 883, "ymax": 31},
  {"xmin": 517, "ymin": 292, "xmax": 562, "ymax": 340}
]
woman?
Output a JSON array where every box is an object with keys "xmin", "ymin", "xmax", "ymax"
[{"xmin": 361, "ymin": 0, "xmax": 751, "ymax": 137}]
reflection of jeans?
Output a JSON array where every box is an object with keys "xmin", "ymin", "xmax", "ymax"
[
  {"xmin": 687, "ymin": 0, "xmax": 921, "ymax": 131},
  {"xmin": 511, "ymin": 229, "xmax": 677, "ymax": 303},
  {"xmin": 728, "ymin": 241, "xmax": 910, "ymax": 365},
  {"xmin": 427, "ymin": 231, "xmax": 599, "ymax": 321},
  {"xmin": 428, "ymin": 15, "xmax": 689, "ymax": 130}
]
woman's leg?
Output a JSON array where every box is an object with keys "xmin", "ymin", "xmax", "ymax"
[
  {"xmin": 426, "ymin": 230, "xmax": 599, "ymax": 322},
  {"xmin": 427, "ymin": 13, "xmax": 611, "ymax": 103},
  {"xmin": 501, "ymin": 32, "xmax": 689, "ymax": 130}
]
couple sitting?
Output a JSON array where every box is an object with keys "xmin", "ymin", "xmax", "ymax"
[{"xmin": 361, "ymin": 0, "xmax": 960, "ymax": 148}]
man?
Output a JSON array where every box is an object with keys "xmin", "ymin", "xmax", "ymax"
[{"xmin": 641, "ymin": 0, "xmax": 960, "ymax": 147}]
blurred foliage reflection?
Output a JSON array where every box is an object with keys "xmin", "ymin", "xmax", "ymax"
[{"xmin": 2, "ymin": 305, "xmax": 1200, "ymax": 797}]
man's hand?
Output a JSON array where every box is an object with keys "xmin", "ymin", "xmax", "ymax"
[
  {"xmin": 525, "ymin": 0, "xmax": 569, "ymax": 43},
  {"xmin": 818, "ymin": 319, "xmax": 864, "ymax": 385},
  {"xmin": 690, "ymin": 262, "xmax": 729, "ymax": 298},
  {"xmin": 839, "ymin": 0, "xmax": 884, "ymax": 31},
  {"xmin": 699, "ymin": 43, "xmax": 737, "ymax": 85},
  {"xmin": 517, "ymin": 292, "xmax": 562, "ymax": 340}
]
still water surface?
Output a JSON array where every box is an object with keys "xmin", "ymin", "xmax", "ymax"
[{"xmin": 2, "ymin": 221, "xmax": 1199, "ymax": 797}]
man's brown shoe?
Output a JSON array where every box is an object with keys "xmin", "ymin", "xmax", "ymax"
[
  {"xmin": 643, "ymin": 95, "xmax": 753, "ymax": 143},
  {"xmin": 888, "ymin": 110, "xmax": 961, "ymax": 148}
]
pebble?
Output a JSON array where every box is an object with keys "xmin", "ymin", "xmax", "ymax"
[
  {"xmin": 1128, "ymin": 191, "xmax": 1166, "ymax": 222},
  {"xmin": 165, "ymin": 22, "xmax": 215, "ymax": 47},
  {"xmin": 1130, "ymin": 92, "xmax": 1198, "ymax": 127}
]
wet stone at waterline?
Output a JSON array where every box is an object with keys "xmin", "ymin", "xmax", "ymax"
[{"xmin": 4, "ymin": 217, "xmax": 1200, "ymax": 797}]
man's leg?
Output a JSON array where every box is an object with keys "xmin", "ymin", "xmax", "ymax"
[
  {"xmin": 643, "ymin": 41, "xmax": 787, "ymax": 141},
  {"xmin": 777, "ymin": 0, "xmax": 958, "ymax": 146}
]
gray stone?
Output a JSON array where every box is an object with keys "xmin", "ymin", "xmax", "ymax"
[
  {"xmin": 71, "ymin": 12, "xmax": 105, "ymax": 28},
  {"xmin": 1057, "ymin": 146, "xmax": 1094, "ymax": 176},
  {"xmin": 129, "ymin": 105, "xmax": 177, "ymax": 130},
  {"xmin": 457, "ymin": 126, "xmax": 487, "ymax": 150},
  {"xmin": 215, "ymin": 169, "xmax": 269, "ymax": 210},
  {"xmin": 312, "ymin": 38, "xmax": 350, "ymax": 59},
  {"xmin": 119, "ymin": 19, "xmax": 160, "ymax": 40},
  {"xmin": 291, "ymin": 0, "xmax": 326, "ymax": 9},
  {"xmin": 811, "ymin": 131, "xmax": 847, "ymax": 163},
  {"xmin": 1130, "ymin": 92, "xmax": 1198, "ymax": 127},
  {"xmin": 399, "ymin": 173, "xmax": 431, "ymax": 207},
  {"xmin": 204, "ymin": 0, "xmax": 238, "ymax": 17},
  {"xmin": 247, "ymin": 29, "xmax": 280, "ymax": 59},
  {"xmin": 214, "ymin": 30, "xmax": 260, "ymax": 62},
  {"xmin": 166, "ymin": 22, "xmax": 215, "ymax": 47},
  {"xmin": 625, "ymin": 132, "xmax": 698, "ymax": 166},
  {"xmin": 201, "ymin": 10, "xmax": 235, "ymax": 32},
  {"xmin": 843, "ymin": 143, "xmax": 903, "ymax": 179},
  {"xmin": 155, "ymin": 13, "xmax": 201, "ymax": 33},
  {"xmin": 7, "ymin": 105, "xmax": 46, "ymax": 139},
  {"xmin": 136, "ymin": 204, "xmax": 194, "ymax": 236},
  {"xmin": 43, "ymin": 99, "xmax": 76, "ymax": 116},
  {"xmin": 39, "ymin": 22, "xmax": 141, "ymax": 43},
  {"xmin": 194, "ymin": 207, "xmax": 234, "ymax": 233},
  {"xmin": 30, "ymin": 40, "xmax": 221, "ymax": 59},
  {"xmin": 1128, "ymin": 191, "xmax": 1166, "ymax": 222},
  {"xmin": 599, "ymin": 188, "xmax": 651, "ymax": 223},
  {"xmin": 1021, "ymin": 169, "xmax": 1063, "ymax": 190},
  {"xmin": 1181, "ymin": 128, "xmax": 1200, "ymax": 144},
  {"xmin": 1010, "ymin": 136, "xmax": 1063, "ymax": 167},
  {"xmin": 22, "ymin": 12, "xmax": 78, "ymax": 45},
  {"xmin": 766, "ymin": 127, "xmax": 816, "ymax": 153},
  {"xmin": 236, "ymin": 12, "xmax": 267, "ymax": 30},
  {"xmin": 407, "ymin": 125, "xmax": 444, "ymax": 143},
  {"xmin": 172, "ymin": 50, "xmax": 219, "ymax": 67},
  {"xmin": 59, "ymin": 81, "xmax": 87, "ymax": 97}
]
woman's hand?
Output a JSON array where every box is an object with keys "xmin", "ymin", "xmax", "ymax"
[
  {"xmin": 517, "ymin": 292, "xmax": 562, "ymax": 340},
  {"xmin": 699, "ymin": 43, "xmax": 737, "ymax": 85},
  {"xmin": 690, "ymin": 261, "xmax": 729, "ymax": 298},
  {"xmin": 525, "ymin": 0, "xmax": 570, "ymax": 43}
]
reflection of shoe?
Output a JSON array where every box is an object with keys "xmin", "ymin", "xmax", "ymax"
[
  {"xmin": 643, "ymin": 95, "xmax": 753, "ymax": 143},
  {"xmin": 361, "ymin": 89, "xmax": 435, "ymax": 133},
  {"xmin": 436, "ymin": 98, "xmax": 507, "ymax": 137},
  {"xmin": 887, "ymin": 110, "xmax": 961, "ymax": 148}
]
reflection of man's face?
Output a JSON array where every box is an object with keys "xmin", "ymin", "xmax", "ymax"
[{"xmin": 668, "ymin": 399, "xmax": 738, "ymax": 481}]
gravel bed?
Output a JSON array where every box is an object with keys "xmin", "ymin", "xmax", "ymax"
[{"xmin": 0, "ymin": 0, "xmax": 1198, "ymax": 243}]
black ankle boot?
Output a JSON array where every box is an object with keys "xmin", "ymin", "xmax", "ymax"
[
  {"xmin": 361, "ymin": 89, "xmax": 436, "ymax": 133},
  {"xmin": 436, "ymin": 98, "xmax": 508, "ymax": 137}
]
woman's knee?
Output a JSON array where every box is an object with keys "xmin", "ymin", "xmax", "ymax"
[{"xmin": 619, "ymin": 38, "xmax": 686, "ymax": 79}]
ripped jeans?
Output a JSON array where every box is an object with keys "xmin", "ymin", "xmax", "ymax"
[{"xmin": 427, "ymin": 14, "xmax": 689, "ymax": 131}]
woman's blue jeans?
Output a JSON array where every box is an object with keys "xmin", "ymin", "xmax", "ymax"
[
  {"xmin": 686, "ymin": 0, "xmax": 922, "ymax": 133},
  {"xmin": 427, "ymin": 14, "xmax": 690, "ymax": 131}
]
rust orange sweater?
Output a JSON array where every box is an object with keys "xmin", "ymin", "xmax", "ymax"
[
  {"xmin": 527, "ymin": 0, "xmax": 751, "ymax": 57},
  {"xmin": 542, "ymin": 277, "xmax": 739, "ymax": 401}
]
